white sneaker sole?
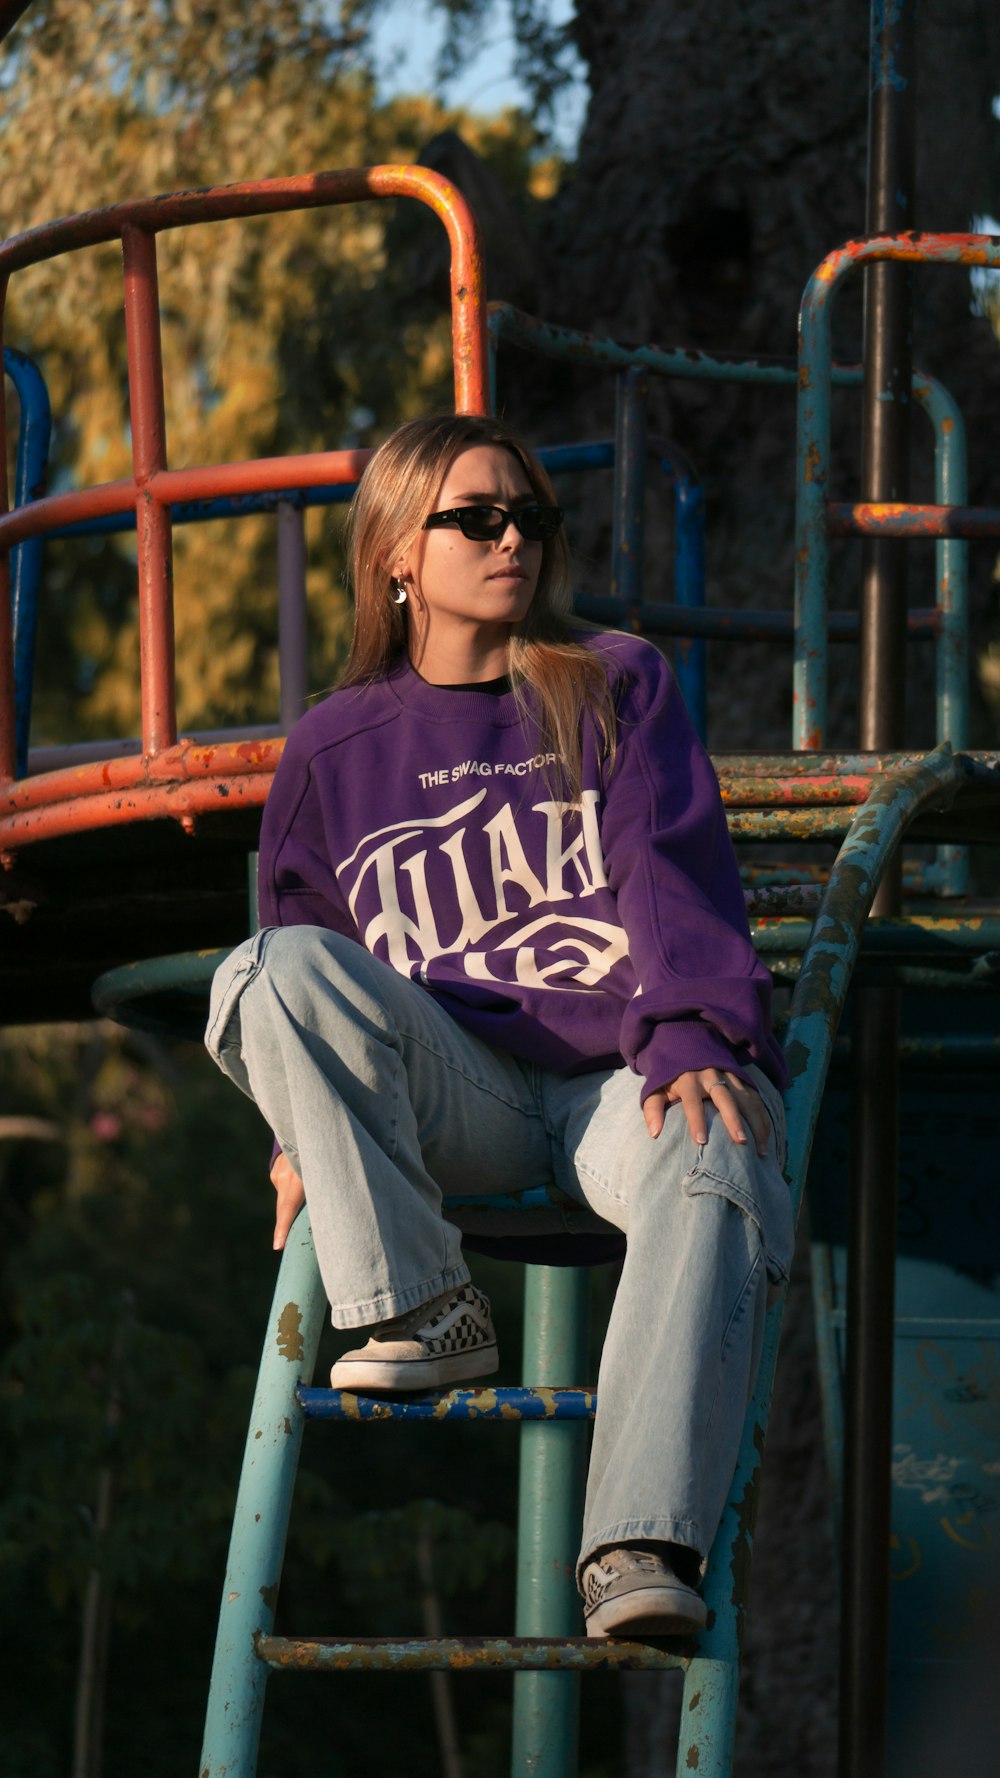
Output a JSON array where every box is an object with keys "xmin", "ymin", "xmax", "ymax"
[
  {"xmin": 330, "ymin": 1341, "xmax": 499, "ymax": 1394},
  {"xmin": 585, "ymin": 1584, "xmax": 708, "ymax": 1639}
]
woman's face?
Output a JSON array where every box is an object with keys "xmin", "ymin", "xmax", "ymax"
[{"xmin": 394, "ymin": 443, "xmax": 543, "ymax": 639}]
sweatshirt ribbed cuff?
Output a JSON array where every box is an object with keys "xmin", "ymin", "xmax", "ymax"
[{"xmin": 636, "ymin": 1020, "xmax": 751, "ymax": 1105}]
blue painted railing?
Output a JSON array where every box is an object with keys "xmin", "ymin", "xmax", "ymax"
[{"xmin": 4, "ymin": 346, "xmax": 51, "ymax": 778}]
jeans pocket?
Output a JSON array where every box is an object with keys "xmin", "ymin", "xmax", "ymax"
[
  {"xmin": 204, "ymin": 930, "xmax": 269, "ymax": 1061},
  {"xmin": 683, "ymin": 1131, "xmax": 794, "ymax": 1285}
]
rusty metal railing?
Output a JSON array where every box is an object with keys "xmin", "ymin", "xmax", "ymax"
[
  {"xmin": 794, "ymin": 230, "xmax": 1000, "ymax": 749},
  {"xmin": 0, "ymin": 166, "xmax": 488, "ymax": 849}
]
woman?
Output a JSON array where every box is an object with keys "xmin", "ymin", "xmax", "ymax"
[{"xmin": 205, "ymin": 412, "xmax": 793, "ymax": 1640}]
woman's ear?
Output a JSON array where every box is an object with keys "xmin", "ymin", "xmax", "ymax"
[{"xmin": 388, "ymin": 549, "xmax": 414, "ymax": 583}]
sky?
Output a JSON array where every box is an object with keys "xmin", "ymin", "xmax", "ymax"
[{"xmin": 370, "ymin": 0, "xmax": 588, "ymax": 154}]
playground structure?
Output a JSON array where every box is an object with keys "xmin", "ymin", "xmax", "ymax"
[{"xmin": 1, "ymin": 12, "xmax": 1000, "ymax": 1778}]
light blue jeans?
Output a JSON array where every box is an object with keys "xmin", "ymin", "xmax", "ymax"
[{"xmin": 206, "ymin": 924, "xmax": 793, "ymax": 1583}]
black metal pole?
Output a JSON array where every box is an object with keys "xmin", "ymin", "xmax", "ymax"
[{"xmin": 840, "ymin": 3, "xmax": 915, "ymax": 1775}]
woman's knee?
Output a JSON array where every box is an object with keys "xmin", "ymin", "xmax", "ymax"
[
  {"xmin": 260, "ymin": 922, "xmax": 353, "ymax": 984},
  {"xmin": 256, "ymin": 924, "xmax": 400, "ymax": 1037}
]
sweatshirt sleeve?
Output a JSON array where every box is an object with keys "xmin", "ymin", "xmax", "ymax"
[
  {"xmin": 256, "ymin": 731, "xmax": 358, "ymax": 940},
  {"xmin": 600, "ymin": 643, "xmax": 787, "ymax": 1101},
  {"xmin": 257, "ymin": 727, "xmax": 361, "ymax": 1173}
]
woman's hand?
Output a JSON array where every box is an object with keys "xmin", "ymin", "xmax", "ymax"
[
  {"xmin": 643, "ymin": 1069, "xmax": 771, "ymax": 1156},
  {"xmin": 270, "ymin": 1151, "xmax": 306, "ymax": 1251}
]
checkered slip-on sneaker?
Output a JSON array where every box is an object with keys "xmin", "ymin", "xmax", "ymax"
[
  {"xmin": 329, "ymin": 1284, "xmax": 499, "ymax": 1393},
  {"xmin": 582, "ymin": 1546, "xmax": 707, "ymax": 1638}
]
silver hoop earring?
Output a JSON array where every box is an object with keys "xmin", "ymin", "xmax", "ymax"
[{"xmin": 391, "ymin": 577, "xmax": 408, "ymax": 605}]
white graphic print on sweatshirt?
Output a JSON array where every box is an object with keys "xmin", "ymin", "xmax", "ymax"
[{"xmin": 335, "ymin": 786, "xmax": 629, "ymax": 991}]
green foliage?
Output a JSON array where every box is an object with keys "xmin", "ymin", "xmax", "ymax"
[
  {"xmin": 1, "ymin": 0, "xmax": 555, "ymax": 744},
  {"xmin": 0, "ymin": 4, "xmax": 612, "ymax": 1770},
  {"xmin": 0, "ymin": 1022, "xmax": 533, "ymax": 1773},
  {"xmin": 337, "ymin": 1496, "xmax": 515, "ymax": 1598}
]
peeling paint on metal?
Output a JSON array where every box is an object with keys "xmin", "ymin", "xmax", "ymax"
[
  {"xmin": 827, "ymin": 501, "xmax": 1000, "ymax": 539},
  {"xmin": 1, "ymin": 166, "xmax": 488, "ymax": 807},
  {"xmin": 297, "ymin": 1383, "xmax": 598, "ymax": 1422},
  {"xmin": 276, "ymin": 1301, "xmax": 304, "ymax": 1363},
  {"xmin": 255, "ymin": 1633, "xmax": 686, "ymax": 1673}
]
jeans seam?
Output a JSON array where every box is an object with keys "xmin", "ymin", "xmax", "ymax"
[
  {"xmin": 328, "ymin": 1261, "xmax": 471, "ymax": 1327},
  {"xmin": 394, "ymin": 1024, "xmax": 540, "ymax": 1120},
  {"xmin": 701, "ymin": 1236, "xmax": 763, "ymax": 1448},
  {"xmin": 720, "ymin": 1242, "xmax": 763, "ymax": 1359},
  {"xmin": 571, "ymin": 1155, "xmax": 626, "ymax": 1206},
  {"xmin": 205, "ymin": 934, "xmax": 268, "ymax": 1050},
  {"xmin": 584, "ymin": 1515, "xmax": 702, "ymax": 1543},
  {"xmin": 385, "ymin": 1044, "xmax": 401, "ymax": 1167}
]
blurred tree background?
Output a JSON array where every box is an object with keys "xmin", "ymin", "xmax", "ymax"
[
  {"xmin": 0, "ymin": 0, "xmax": 561, "ymax": 745},
  {"xmin": 2, "ymin": 0, "xmax": 999, "ymax": 1774},
  {"xmin": 0, "ymin": 4, "xmax": 593, "ymax": 1775},
  {"xmin": 2, "ymin": 1018, "xmax": 613, "ymax": 1778}
]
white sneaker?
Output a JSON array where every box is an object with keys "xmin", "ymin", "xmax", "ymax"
[
  {"xmin": 582, "ymin": 1546, "xmax": 707, "ymax": 1638},
  {"xmin": 329, "ymin": 1284, "xmax": 499, "ymax": 1393}
]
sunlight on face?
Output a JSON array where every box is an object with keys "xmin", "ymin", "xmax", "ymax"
[{"xmin": 398, "ymin": 444, "xmax": 543, "ymax": 645}]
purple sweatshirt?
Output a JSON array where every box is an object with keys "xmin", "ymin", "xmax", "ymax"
[{"xmin": 258, "ymin": 631, "xmax": 786, "ymax": 1098}]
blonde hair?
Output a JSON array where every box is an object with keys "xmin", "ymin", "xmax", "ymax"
[{"xmin": 341, "ymin": 414, "xmax": 617, "ymax": 798}]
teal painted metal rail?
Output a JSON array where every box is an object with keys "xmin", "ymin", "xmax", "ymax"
[
  {"xmin": 794, "ymin": 231, "xmax": 1000, "ymax": 752},
  {"xmin": 487, "ymin": 300, "xmax": 973, "ymax": 893}
]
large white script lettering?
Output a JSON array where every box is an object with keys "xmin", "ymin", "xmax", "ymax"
[
  {"xmin": 462, "ymin": 914, "xmax": 629, "ymax": 991},
  {"xmin": 336, "ymin": 787, "xmax": 623, "ymax": 988}
]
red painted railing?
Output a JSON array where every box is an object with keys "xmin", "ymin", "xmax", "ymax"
[{"xmin": 0, "ymin": 166, "xmax": 489, "ymax": 854}]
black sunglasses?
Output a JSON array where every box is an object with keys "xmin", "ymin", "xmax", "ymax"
[{"xmin": 424, "ymin": 503, "xmax": 564, "ymax": 543}]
